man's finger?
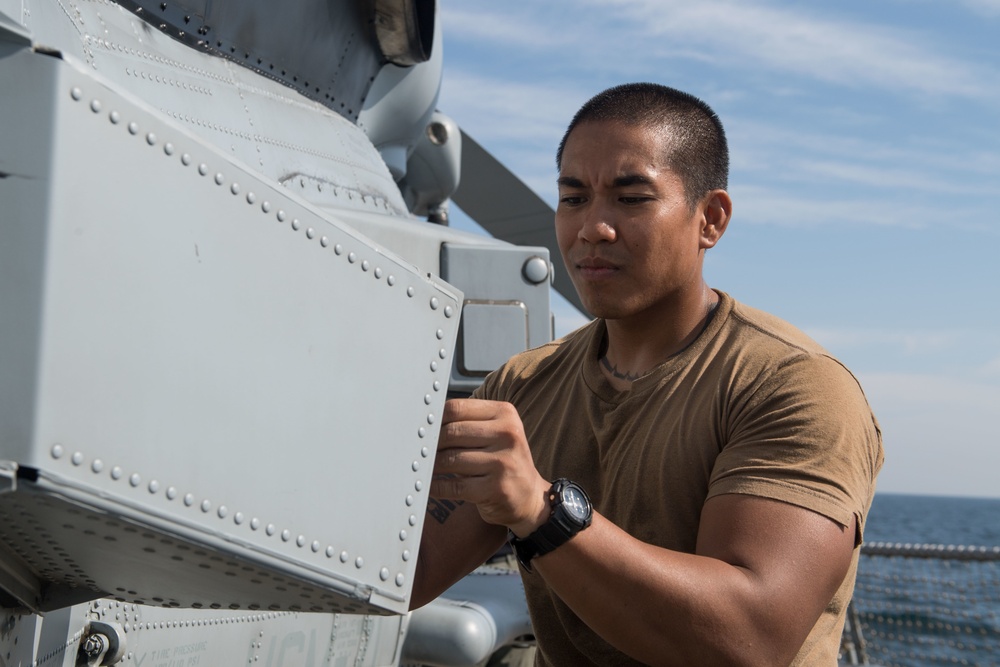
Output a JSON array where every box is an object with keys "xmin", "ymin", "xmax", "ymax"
[{"xmin": 442, "ymin": 397, "xmax": 507, "ymax": 424}]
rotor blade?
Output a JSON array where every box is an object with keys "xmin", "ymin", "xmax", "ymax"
[{"xmin": 452, "ymin": 129, "xmax": 588, "ymax": 317}]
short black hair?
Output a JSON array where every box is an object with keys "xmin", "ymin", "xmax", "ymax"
[{"xmin": 556, "ymin": 83, "xmax": 729, "ymax": 207}]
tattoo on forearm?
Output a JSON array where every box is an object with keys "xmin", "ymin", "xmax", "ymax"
[{"xmin": 427, "ymin": 497, "xmax": 465, "ymax": 524}]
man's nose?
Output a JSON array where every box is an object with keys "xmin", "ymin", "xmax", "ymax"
[{"xmin": 578, "ymin": 202, "xmax": 617, "ymax": 244}]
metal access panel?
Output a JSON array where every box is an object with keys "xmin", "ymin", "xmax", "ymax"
[
  {"xmin": 0, "ymin": 45, "xmax": 460, "ymax": 615},
  {"xmin": 441, "ymin": 244, "xmax": 552, "ymax": 392}
]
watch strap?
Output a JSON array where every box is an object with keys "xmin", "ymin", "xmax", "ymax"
[{"xmin": 509, "ymin": 479, "xmax": 591, "ymax": 571}]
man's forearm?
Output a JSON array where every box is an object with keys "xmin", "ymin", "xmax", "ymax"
[{"xmin": 531, "ymin": 496, "xmax": 854, "ymax": 667}]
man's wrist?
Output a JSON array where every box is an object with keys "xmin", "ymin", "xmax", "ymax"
[
  {"xmin": 509, "ymin": 479, "xmax": 594, "ymax": 571},
  {"xmin": 508, "ymin": 481, "xmax": 555, "ymax": 538}
]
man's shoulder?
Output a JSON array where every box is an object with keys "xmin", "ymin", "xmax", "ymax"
[
  {"xmin": 722, "ymin": 295, "xmax": 830, "ymax": 358},
  {"xmin": 477, "ymin": 319, "xmax": 599, "ymax": 399},
  {"xmin": 718, "ymin": 293, "xmax": 870, "ymax": 401},
  {"xmin": 504, "ymin": 319, "xmax": 597, "ymax": 373}
]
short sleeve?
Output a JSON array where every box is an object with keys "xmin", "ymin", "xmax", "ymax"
[{"xmin": 707, "ymin": 353, "xmax": 883, "ymax": 541}]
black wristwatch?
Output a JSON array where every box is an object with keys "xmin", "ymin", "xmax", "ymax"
[{"xmin": 509, "ymin": 479, "xmax": 593, "ymax": 571}]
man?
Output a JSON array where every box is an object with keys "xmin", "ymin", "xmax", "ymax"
[{"xmin": 413, "ymin": 83, "xmax": 883, "ymax": 666}]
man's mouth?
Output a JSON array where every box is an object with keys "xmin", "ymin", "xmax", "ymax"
[{"xmin": 574, "ymin": 257, "xmax": 620, "ymax": 278}]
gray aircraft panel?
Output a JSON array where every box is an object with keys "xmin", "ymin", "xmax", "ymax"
[{"xmin": 0, "ymin": 39, "xmax": 459, "ymax": 616}]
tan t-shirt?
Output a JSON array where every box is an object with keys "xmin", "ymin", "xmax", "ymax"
[{"xmin": 475, "ymin": 291, "xmax": 883, "ymax": 666}]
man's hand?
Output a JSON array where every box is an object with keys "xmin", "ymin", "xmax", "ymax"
[{"xmin": 431, "ymin": 398, "xmax": 552, "ymax": 537}]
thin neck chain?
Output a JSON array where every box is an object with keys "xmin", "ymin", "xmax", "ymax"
[{"xmin": 600, "ymin": 293, "xmax": 719, "ymax": 383}]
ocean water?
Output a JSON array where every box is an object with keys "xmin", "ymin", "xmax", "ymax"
[
  {"xmin": 849, "ymin": 493, "xmax": 1000, "ymax": 667},
  {"xmin": 864, "ymin": 493, "xmax": 1000, "ymax": 546}
]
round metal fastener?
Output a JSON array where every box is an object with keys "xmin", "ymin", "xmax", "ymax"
[{"xmin": 523, "ymin": 256, "xmax": 550, "ymax": 284}]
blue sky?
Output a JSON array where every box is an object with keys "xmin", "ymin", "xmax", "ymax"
[{"xmin": 435, "ymin": 1, "xmax": 1000, "ymax": 498}]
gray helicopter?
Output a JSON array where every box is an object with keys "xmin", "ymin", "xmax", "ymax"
[{"xmin": 0, "ymin": 1, "xmax": 580, "ymax": 664}]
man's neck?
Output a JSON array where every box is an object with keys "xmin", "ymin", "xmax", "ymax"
[{"xmin": 599, "ymin": 286, "xmax": 719, "ymax": 388}]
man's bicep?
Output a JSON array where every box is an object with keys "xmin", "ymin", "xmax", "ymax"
[
  {"xmin": 410, "ymin": 497, "xmax": 507, "ymax": 610},
  {"xmin": 695, "ymin": 494, "xmax": 856, "ymax": 649}
]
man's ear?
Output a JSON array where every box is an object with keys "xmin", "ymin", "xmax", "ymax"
[{"xmin": 700, "ymin": 189, "xmax": 732, "ymax": 249}]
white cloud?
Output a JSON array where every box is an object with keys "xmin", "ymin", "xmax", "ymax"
[
  {"xmin": 806, "ymin": 328, "xmax": 963, "ymax": 356},
  {"xmin": 960, "ymin": 0, "xmax": 1000, "ymax": 17},
  {"xmin": 440, "ymin": 6, "xmax": 576, "ymax": 51},
  {"xmin": 857, "ymin": 371, "xmax": 1000, "ymax": 497},
  {"xmin": 583, "ymin": 0, "xmax": 997, "ymax": 100},
  {"xmin": 728, "ymin": 184, "xmax": 948, "ymax": 229},
  {"xmin": 982, "ymin": 356, "xmax": 1000, "ymax": 377}
]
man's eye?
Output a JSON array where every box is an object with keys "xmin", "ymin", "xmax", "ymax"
[
  {"xmin": 559, "ymin": 195, "xmax": 585, "ymax": 205},
  {"xmin": 620, "ymin": 196, "xmax": 651, "ymax": 204}
]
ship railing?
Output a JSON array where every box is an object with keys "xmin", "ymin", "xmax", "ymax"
[{"xmin": 840, "ymin": 541, "xmax": 1000, "ymax": 667}]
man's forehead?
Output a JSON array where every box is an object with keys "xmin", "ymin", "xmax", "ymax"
[{"xmin": 561, "ymin": 122, "xmax": 673, "ymax": 168}]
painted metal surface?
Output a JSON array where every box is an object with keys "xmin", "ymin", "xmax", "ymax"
[
  {"xmin": 0, "ymin": 38, "xmax": 459, "ymax": 616},
  {"xmin": 0, "ymin": 0, "xmax": 546, "ymax": 663}
]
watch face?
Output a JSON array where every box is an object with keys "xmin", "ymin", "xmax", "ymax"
[{"xmin": 561, "ymin": 485, "xmax": 590, "ymax": 522}]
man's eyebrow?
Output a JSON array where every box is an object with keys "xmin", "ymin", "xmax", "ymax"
[
  {"xmin": 612, "ymin": 173, "xmax": 653, "ymax": 188},
  {"xmin": 557, "ymin": 176, "xmax": 585, "ymax": 188},
  {"xmin": 556, "ymin": 174, "xmax": 655, "ymax": 189}
]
